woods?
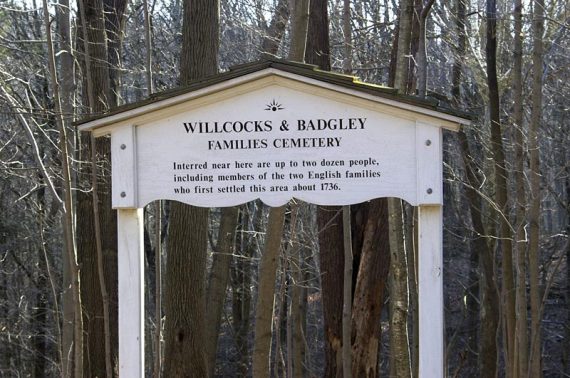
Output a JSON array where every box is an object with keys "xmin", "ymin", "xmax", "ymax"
[{"xmin": 0, "ymin": 0, "xmax": 569, "ymax": 377}]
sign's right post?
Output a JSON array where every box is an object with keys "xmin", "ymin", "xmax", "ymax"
[
  {"xmin": 418, "ymin": 204, "xmax": 444, "ymax": 377},
  {"xmin": 415, "ymin": 120, "xmax": 444, "ymax": 377}
]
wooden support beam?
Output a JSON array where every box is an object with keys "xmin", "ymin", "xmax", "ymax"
[
  {"xmin": 418, "ymin": 205, "xmax": 444, "ymax": 377},
  {"xmin": 117, "ymin": 208, "xmax": 145, "ymax": 377}
]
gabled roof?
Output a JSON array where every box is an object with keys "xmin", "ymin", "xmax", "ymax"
[{"xmin": 76, "ymin": 58, "xmax": 471, "ymax": 132}]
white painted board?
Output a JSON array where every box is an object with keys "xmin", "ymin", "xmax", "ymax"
[
  {"xmin": 117, "ymin": 209, "xmax": 144, "ymax": 377},
  {"xmin": 126, "ymin": 84, "xmax": 442, "ymax": 208},
  {"xmin": 418, "ymin": 205, "xmax": 444, "ymax": 377}
]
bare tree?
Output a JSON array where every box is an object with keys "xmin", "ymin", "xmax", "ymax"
[
  {"xmin": 512, "ymin": 0, "xmax": 529, "ymax": 376},
  {"xmin": 163, "ymin": 0, "xmax": 219, "ymax": 376},
  {"xmin": 528, "ymin": 0, "xmax": 545, "ymax": 375},
  {"xmin": 486, "ymin": 0, "xmax": 516, "ymax": 372},
  {"xmin": 42, "ymin": 1, "xmax": 83, "ymax": 376}
]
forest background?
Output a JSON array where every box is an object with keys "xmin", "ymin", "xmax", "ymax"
[{"xmin": 0, "ymin": 0, "xmax": 568, "ymax": 377}]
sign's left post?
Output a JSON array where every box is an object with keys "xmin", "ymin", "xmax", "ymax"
[
  {"xmin": 117, "ymin": 209, "xmax": 145, "ymax": 376},
  {"xmin": 110, "ymin": 124, "xmax": 144, "ymax": 376}
]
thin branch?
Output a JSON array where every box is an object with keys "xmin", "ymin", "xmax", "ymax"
[{"xmin": 0, "ymin": 87, "xmax": 62, "ymax": 205}]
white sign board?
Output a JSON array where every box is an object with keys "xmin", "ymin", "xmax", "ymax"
[
  {"xmin": 109, "ymin": 76, "xmax": 445, "ymax": 209},
  {"xmin": 79, "ymin": 65, "xmax": 467, "ymax": 378}
]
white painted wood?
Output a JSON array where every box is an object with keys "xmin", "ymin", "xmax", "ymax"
[
  {"xmin": 78, "ymin": 68, "xmax": 468, "ymax": 134},
  {"xmin": 111, "ymin": 125, "xmax": 137, "ymax": 208},
  {"xmin": 416, "ymin": 121, "xmax": 443, "ymax": 205},
  {"xmin": 418, "ymin": 205, "xmax": 444, "ymax": 378},
  {"xmin": 134, "ymin": 84, "xmax": 420, "ymax": 207},
  {"xmin": 118, "ymin": 209, "xmax": 145, "ymax": 378}
]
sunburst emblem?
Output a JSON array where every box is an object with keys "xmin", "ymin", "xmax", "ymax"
[{"xmin": 265, "ymin": 99, "xmax": 284, "ymax": 111}]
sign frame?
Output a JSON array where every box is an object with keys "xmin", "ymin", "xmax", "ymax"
[{"xmin": 78, "ymin": 59, "xmax": 469, "ymax": 378}]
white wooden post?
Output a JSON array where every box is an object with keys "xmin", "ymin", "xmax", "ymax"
[
  {"xmin": 117, "ymin": 208, "xmax": 145, "ymax": 376},
  {"xmin": 418, "ymin": 204, "xmax": 444, "ymax": 377}
]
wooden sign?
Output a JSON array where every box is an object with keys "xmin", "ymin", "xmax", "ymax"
[
  {"xmin": 130, "ymin": 84, "xmax": 443, "ymax": 208},
  {"xmin": 78, "ymin": 60, "xmax": 469, "ymax": 378}
]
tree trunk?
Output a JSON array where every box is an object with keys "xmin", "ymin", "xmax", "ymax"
[
  {"xmin": 305, "ymin": 0, "xmax": 331, "ymax": 71},
  {"xmin": 305, "ymin": 2, "xmax": 345, "ymax": 375},
  {"xmin": 252, "ymin": 205, "xmax": 286, "ymax": 377},
  {"xmin": 350, "ymin": 200, "xmax": 391, "ymax": 378},
  {"xmin": 178, "ymin": 0, "xmax": 219, "ymax": 85},
  {"xmin": 204, "ymin": 207, "xmax": 239, "ymax": 377},
  {"xmin": 454, "ymin": 45, "xmax": 500, "ymax": 373},
  {"xmin": 56, "ymin": 1, "xmax": 76, "ymax": 375},
  {"xmin": 389, "ymin": 1, "xmax": 417, "ymax": 374},
  {"xmin": 291, "ymin": 205, "xmax": 307, "ymax": 378},
  {"xmin": 342, "ymin": 205, "xmax": 353, "ymax": 378},
  {"xmin": 253, "ymin": 4, "xmax": 309, "ymax": 375},
  {"xmin": 316, "ymin": 206, "xmax": 344, "ymax": 377},
  {"xmin": 261, "ymin": 0, "xmax": 290, "ymax": 57},
  {"xmin": 394, "ymin": 0, "xmax": 414, "ymax": 91},
  {"xmin": 293, "ymin": 248, "xmax": 310, "ymax": 378},
  {"xmin": 163, "ymin": 0, "xmax": 219, "ymax": 376},
  {"xmin": 451, "ymin": 1, "xmax": 482, "ymax": 373},
  {"xmin": 163, "ymin": 204, "xmax": 209, "ymax": 376},
  {"xmin": 342, "ymin": 0, "xmax": 352, "ymax": 74},
  {"xmin": 32, "ymin": 246, "xmax": 48, "ymax": 377},
  {"xmin": 388, "ymin": 199, "xmax": 411, "ymax": 377},
  {"xmin": 153, "ymin": 201, "xmax": 162, "ymax": 378},
  {"xmin": 341, "ymin": 3, "xmax": 353, "ymax": 376},
  {"xmin": 289, "ymin": 0, "xmax": 310, "ymax": 62},
  {"xmin": 143, "ymin": 0, "xmax": 154, "ymax": 95},
  {"xmin": 231, "ymin": 203, "xmax": 263, "ymax": 376},
  {"xmin": 78, "ymin": 3, "xmax": 114, "ymax": 372},
  {"xmin": 76, "ymin": 0, "xmax": 122, "ymax": 375},
  {"xmin": 103, "ymin": 0, "xmax": 128, "ymax": 106},
  {"xmin": 458, "ymin": 129, "xmax": 501, "ymax": 376},
  {"xmin": 528, "ymin": 0, "xmax": 544, "ymax": 375},
  {"xmin": 308, "ymin": 2, "xmax": 393, "ymax": 375},
  {"xmin": 42, "ymin": 0, "xmax": 83, "ymax": 375},
  {"xmin": 273, "ymin": 244, "xmax": 290, "ymax": 377},
  {"xmin": 486, "ymin": 0, "xmax": 516, "ymax": 374},
  {"xmin": 512, "ymin": 1, "xmax": 529, "ymax": 376},
  {"xmin": 415, "ymin": 0, "xmax": 435, "ymax": 97},
  {"xmin": 142, "ymin": 3, "xmax": 160, "ymax": 374},
  {"xmin": 407, "ymin": 206, "xmax": 420, "ymax": 377},
  {"xmin": 562, "ymin": 169, "xmax": 570, "ymax": 375}
]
